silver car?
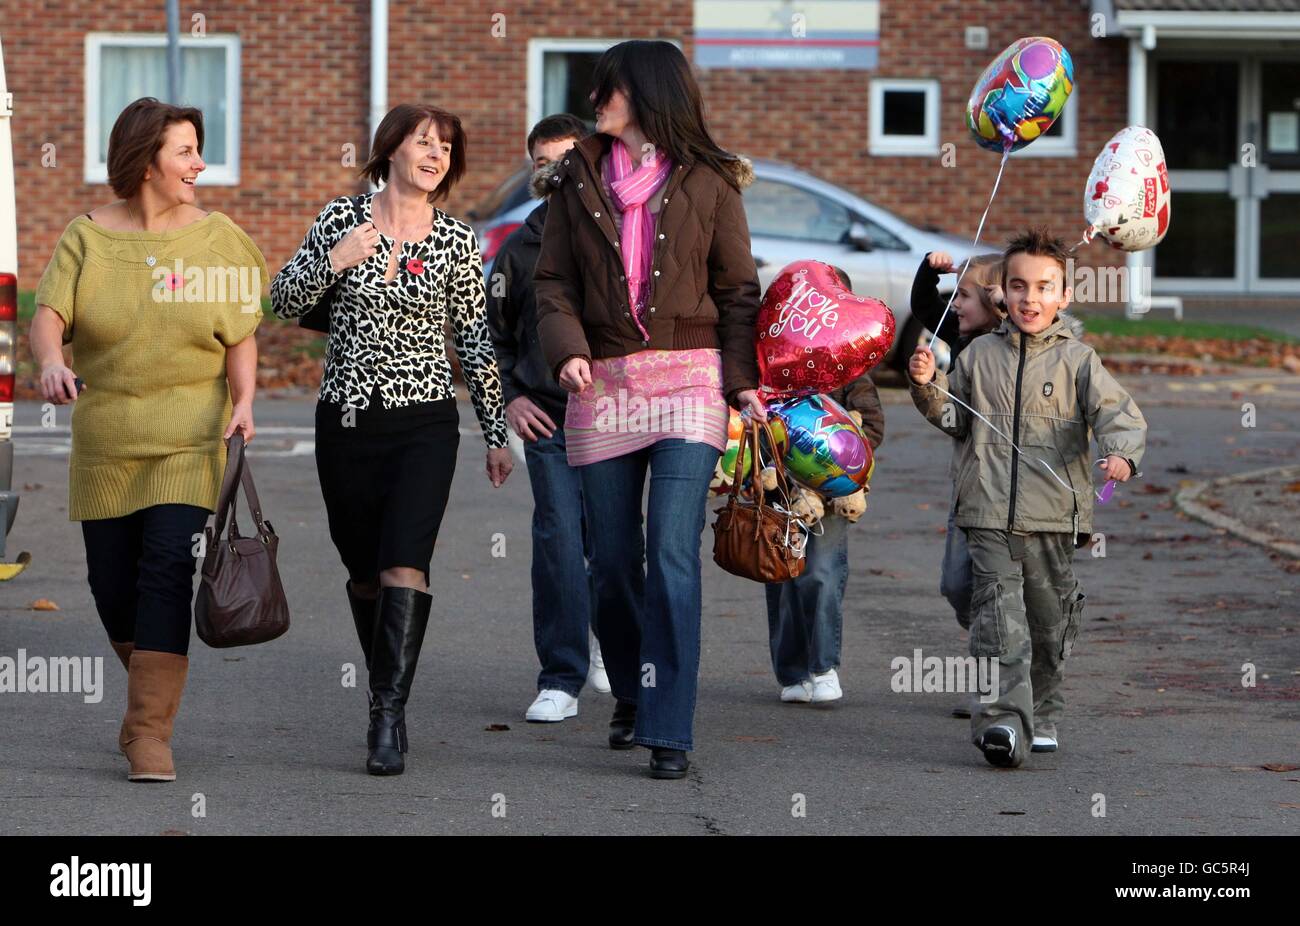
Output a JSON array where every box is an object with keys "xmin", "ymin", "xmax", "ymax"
[{"xmin": 469, "ymin": 156, "xmax": 978, "ymax": 371}]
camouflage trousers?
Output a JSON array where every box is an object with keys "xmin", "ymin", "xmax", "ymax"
[{"xmin": 963, "ymin": 529, "xmax": 1085, "ymax": 749}]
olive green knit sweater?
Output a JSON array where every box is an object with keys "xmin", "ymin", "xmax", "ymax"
[{"xmin": 35, "ymin": 212, "xmax": 266, "ymax": 520}]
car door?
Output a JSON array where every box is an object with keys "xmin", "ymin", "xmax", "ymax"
[{"xmin": 741, "ymin": 176, "xmax": 893, "ymax": 300}]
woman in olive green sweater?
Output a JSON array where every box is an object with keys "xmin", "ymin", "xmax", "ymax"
[{"xmin": 30, "ymin": 98, "xmax": 264, "ymax": 783}]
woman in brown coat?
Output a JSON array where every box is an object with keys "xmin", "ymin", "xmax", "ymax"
[{"xmin": 534, "ymin": 40, "xmax": 764, "ymax": 779}]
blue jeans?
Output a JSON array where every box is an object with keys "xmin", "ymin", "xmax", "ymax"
[
  {"xmin": 764, "ymin": 513, "xmax": 849, "ymax": 686},
  {"xmin": 579, "ymin": 438, "xmax": 721, "ymax": 752},
  {"xmin": 524, "ymin": 426, "xmax": 595, "ymax": 697},
  {"xmin": 940, "ymin": 489, "xmax": 973, "ymax": 629}
]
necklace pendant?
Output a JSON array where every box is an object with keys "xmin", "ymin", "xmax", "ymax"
[{"xmin": 145, "ymin": 255, "xmax": 157, "ymax": 267}]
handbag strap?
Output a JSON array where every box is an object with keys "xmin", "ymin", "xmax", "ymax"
[
  {"xmin": 210, "ymin": 434, "xmax": 271, "ymax": 544},
  {"xmin": 727, "ymin": 418, "xmax": 796, "ymax": 508}
]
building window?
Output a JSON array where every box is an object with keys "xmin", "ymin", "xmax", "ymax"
[
  {"xmin": 84, "ymin": 33, "xmax": 241, "ymax": 186},
  {"xmin": 869, "ymin": 79, "xmax": 940, "ymax": 156},
  {"xmin": 525, "ymin": 39, "xmax": 683, "ymax": 145},
  {"xmin": 1011, "ymin": 88, "xmax": 1078, "ymax": 158}
]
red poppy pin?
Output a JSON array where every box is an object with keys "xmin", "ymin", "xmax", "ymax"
[{"xmin": 407, "ymin": 258, "xmax": 425, "ymax": 275}]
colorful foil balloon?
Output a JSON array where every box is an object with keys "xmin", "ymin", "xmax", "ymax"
[
  {"xmin": 1082, "ymin": 125, "xmax": 1171, "ymax": 252},
  {"xmin": 967, "ymin": 37, "xmax": 1074, "ymax": 153},
  {"xmin": 755, "ymin": 260, "xmax": 895, "ymax": 399},
  {"xmin": 766, "ymin": 393, "xmax": 874, "ymax": 499}
]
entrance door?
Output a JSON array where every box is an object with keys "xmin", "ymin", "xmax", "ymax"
[{"xmin": 1153, "ymin": 55, "xmax": 1300, "ymax": 293}]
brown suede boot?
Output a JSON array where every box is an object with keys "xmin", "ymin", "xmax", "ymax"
[
  {"xmin": 120, "ymin": 650, "xmax": 189, "ymax": 782},
  {"xmin": 109, "ymin": 641, "xmax": 134, "ymax": 671}
]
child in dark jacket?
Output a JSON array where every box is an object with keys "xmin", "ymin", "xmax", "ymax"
[{"xmin": 765, "ymin": 267, "xmax": 884, "ymax": 705}]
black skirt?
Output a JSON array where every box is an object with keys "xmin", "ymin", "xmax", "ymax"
[{"xmin": 314, "ymin": 386, "xmax": 460, "ymax": 584}]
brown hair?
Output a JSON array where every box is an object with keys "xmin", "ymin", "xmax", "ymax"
[
  {"xmin": 527, "ymin": 113, "xmax": 588, "ymax": 159},
  {"xmin": 961, "ymin": 253, "xmax": 1006, "ymax": 320},
  {"xmin": 360, "ymin": 103, "xmax": 466, "ymax": 203},
  {"xmin": 107, "ymin": 97, "xmax": 204, "ymax": 199},
  {"xmin": 1002, "ymin": 227, "xmax": 1070, "ymax": 289}
]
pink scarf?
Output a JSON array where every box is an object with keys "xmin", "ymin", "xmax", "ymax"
[{"xmin": 602, "ymin": 138, "xmax": 674, "ymax": 337}]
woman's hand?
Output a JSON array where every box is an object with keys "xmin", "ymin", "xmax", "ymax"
[
  {"xmin": 223, "ymin": 401, "xmax": 256, "ymax": 444},
  {"xmin": 39, "ymin": 362, "xmax": 80, "ymax": 405},
  {"xmin": 486, "ymin": 446, "xmax": 514, "ymax": 488},
  {"xmin": 558, "ymin": 356, "xmax": 592, "ymax": 393},
  {"xmin": 736, "ymin": 389, "xmax": 768, "ymax": 423},
  {"xmin": 329, "ymin": 222, "xmax": 380, "ymax": 273}
]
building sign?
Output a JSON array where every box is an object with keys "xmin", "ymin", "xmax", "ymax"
[{"xmin": 694, "ymin": 0, "xmax": 880, "ymax": 69}]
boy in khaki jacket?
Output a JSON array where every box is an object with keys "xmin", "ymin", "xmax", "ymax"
[{"xmin": 907, "ymin": 229, "xmax": 1147, "ymax": 768}]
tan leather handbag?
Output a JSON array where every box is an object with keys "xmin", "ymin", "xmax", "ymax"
[
  {"xmin": 194, "ymin": 434, "xmax": 291, "ymax": 647},
  {"xmin": 711, "ymin": 419, "xmax": 808, "ymax": 584}
]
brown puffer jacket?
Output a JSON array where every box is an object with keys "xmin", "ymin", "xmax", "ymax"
[
  {"xmin": 910, "ymin": 315, "xmax": 1147, "ymax": 540},
  {"xmin": 533, "ymin": 133, "xmax": 761, "ymax": 406}
]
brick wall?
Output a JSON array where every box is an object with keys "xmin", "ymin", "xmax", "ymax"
[{"xmin": 8, "ymin": 0, "xmax": 1127, "ymax": 289}]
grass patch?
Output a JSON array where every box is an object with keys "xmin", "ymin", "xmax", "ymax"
[{"xmin": 1075, "ymin": 312, "xmax": 1298, "ymax": 344}]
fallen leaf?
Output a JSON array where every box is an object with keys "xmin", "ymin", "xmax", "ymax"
[
  {"xmin": 29, "ymin": 599, "xmax": 59, "ymax": 611},
  {"xmin": 485, "ymin": 723, "xmax": 510, "ymax": 732},
  {"xmin": 1261, "ymin": 764, "xmax": 1300, "ymax": 773}
]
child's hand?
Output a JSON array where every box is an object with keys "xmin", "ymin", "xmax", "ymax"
[
  {"xmin": 908, "ymin": 346, "xmax": 936, "ymax": 385},
  {"xmin": 1100, "ymin": 455, "xmax": 1132, "ymax": 482},
  {"xmin": 927, "ymin": 251, "xmax": 955, "ymax": 274}
]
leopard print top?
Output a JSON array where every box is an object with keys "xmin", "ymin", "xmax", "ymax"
[{"xmin": 271, "ymin": 193, "xmax": 508, "ymax": 448}]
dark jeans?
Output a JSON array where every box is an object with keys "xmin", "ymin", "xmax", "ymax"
[
  {"xmin": 524, "ymin": 425, "xmax": 595, "ymax": 697},
  {"xmin": 579, "ymin": 438, "xmax": 721, "ymax": 752},
  {"xmin": 80, "ymin": 503, "xmax": 211, "ymax": 656},
  {"xmin": 764, "ymin": 513, "xmax": 849, "ymax": 686}
]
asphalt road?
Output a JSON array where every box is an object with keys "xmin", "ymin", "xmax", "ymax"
[{"xmin": 1, "ymin": 371, "xmax": 1297, "ymax": 835}]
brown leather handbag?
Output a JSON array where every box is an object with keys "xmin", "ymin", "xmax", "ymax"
[
  {"xmin": 711, "ymin": 419, "xmax": 808, "ymax": 584},
  {"xmin": 194, "ymin": 434, "xmax": 291, "ymax": 647}
]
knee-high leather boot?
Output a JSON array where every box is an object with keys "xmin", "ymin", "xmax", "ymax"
[{"xmin": 366, "ymin": 585, "xmax": 432, "ymax": 776}]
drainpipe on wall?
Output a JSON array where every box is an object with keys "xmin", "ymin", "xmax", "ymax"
[
  {"xmin": 1125, "ymin": 26, "xmax": 1155, "ymax": 319},
  {"xmin": 369, "ymin": 0, "xmax": 388, "ymax": 192}
]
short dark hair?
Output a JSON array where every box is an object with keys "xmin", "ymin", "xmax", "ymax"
[
  {"xmin": 1002, "ymin": 227, "xmax": 1070, "ymax": 288},
  {"xmin": 527, "ymin": 114, "xmax": 587, "ymax": 159},
  {"xmin": 107, "ymin": 97, "xmax": 205, "ymax": 200},
  {"xmin": 360, "ymin": 103, "xmax": 466, "ymax": 203},
  {"xmin": 829, "ymin": 265, "xmax": 853, "ymax": 291}
]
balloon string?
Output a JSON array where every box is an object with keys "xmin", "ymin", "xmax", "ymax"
[
  {"xmin": 928, "ymin": 147, "xmax": 1012, "ymax": 351},
  {"xmin": 930, "ymin": 382, "xmax": 1104, "ymax": 503}
]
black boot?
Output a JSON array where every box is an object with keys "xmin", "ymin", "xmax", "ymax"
[
  {"xmin": 346, "ymin": 581, "xmax": 377, "ymax": 672},
  {"xmin": 366, "ymin": 585, "xmax": 431, "ymax": 776},
  {"xmin": 608, "ymin": 700, "xmax": 636, "ymax": 750},
  {"xmin": 649, "ymin": 748, "xmax": 689, "ymax": 780}
]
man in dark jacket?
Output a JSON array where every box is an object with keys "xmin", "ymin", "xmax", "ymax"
[{"xmin": 486, "ymin": 114, "xmax": 606, "ymax": 723}]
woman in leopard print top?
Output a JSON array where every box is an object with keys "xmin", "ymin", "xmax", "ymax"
[{"xmin": 271, "ymin": 103, "xmax": 512, "ymax": 777}]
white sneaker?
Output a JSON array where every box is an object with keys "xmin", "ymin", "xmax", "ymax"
[
  {"xmin": 525, "ymin": 689, "xmax": 578, "ymax": 722},
  {"xmin": 780, "ymin": 680, "xmax": 813, "ymax": 703},
  {"xmin": 1031, "ymin": 734, "xmax": 1059, "ymax": 753},
  {"xmin": 587, "ymin": 633, "xmax": 611, "ymax": 694},
  {"xmin": 810, "ymin": 669, "xmax": 843, "ymax": 703}
]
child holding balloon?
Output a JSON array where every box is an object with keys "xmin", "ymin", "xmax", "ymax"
[
  {"xmin": 907, "ymin": 229, "xmax": 1146, "ymax": 768},
  {"xmin": 765, "ymin": 267, "xmax": 885, "ymax": 705}
]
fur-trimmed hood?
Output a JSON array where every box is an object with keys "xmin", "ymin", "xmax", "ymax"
[{"xmin": 530, "ymin": 134, "xmax": 754, "ymax": 198}]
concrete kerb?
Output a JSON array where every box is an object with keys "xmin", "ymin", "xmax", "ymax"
[{"xmin": 1175, "ymin": 465, "xmax": 1300, "ymax": 560}]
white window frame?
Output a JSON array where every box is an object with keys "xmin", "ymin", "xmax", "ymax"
[
  {"xmin": 1011, "ymin": 87, "xmax": 1078, "ymax": 159},
  {"xmin": 526, "ymin": 38, "xmax": 682, "ymax": 143},
  {"xmin": 84, "ymin": 32, "xmax": 241, "ymax": 186},
  {"xmin": 869, "ymin": 79, "xmax": 940, "ymax": 157}
]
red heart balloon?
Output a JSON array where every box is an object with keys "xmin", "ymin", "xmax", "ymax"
[{"xmin": 755, "ymin": 260, "xmax": 896, "ymax": 398}]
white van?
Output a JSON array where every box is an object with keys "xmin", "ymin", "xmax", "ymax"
[{"xmin": 0, "ymin": 34, "xmax": 28, "ymax": 579}]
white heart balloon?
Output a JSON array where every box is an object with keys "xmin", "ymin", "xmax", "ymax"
[{"xmin": 1083, "ymin": 125, "xmax": 1171, "ymax": 252}]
